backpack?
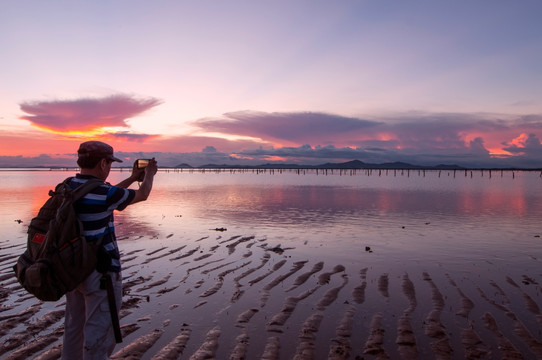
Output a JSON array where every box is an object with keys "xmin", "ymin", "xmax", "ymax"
[{"xmin": 13, "ymin": 177, "xmax": 105, "ymax": 301}]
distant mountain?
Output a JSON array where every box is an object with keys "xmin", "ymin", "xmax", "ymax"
[
  {"xmin": 314, "ymin": 160, "xmax": 366, "ymax": 169},
  {"xmin": 176, "ymin": 163, "xmax": 193, "ymax": 168},
  {"xmin": 314, "ymin": 160, "xmax": 423, "ymax": 169},
  {"xmin": 174, "ymin": 159, "xmax": 466, "ymax": 170}
]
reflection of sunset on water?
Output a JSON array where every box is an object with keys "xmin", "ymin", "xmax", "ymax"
[
  {"xmin": 2, "ymin": 170, "xmax": 542, "ymax": 255},
  {"xmin": 0, "ymin": 186, "xmax": 54, "ymax": 226},
  {"xmin": 143, "ymin": 179, "xmax": 540, "ymax": 221},
  {"xmin": 30, "ymin": 186, "xmax": 57, "ymax": 216},
  {"xmin": 454, "ymin": 179, "xmax": 532, "ymax": 217},
  {"xmin": 4, "ymin": 170, "xmax": 541, "ymax": 226}
]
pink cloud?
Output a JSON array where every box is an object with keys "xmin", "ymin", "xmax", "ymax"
[
  {"xmin": 192, "ymin": 110, "xmax": 380, "ymax": 145},
  {"xmin": 192, "ymin": 110, "xmax": 542, "ymax": 158},
  {"xmin": 19, "ymin": 94, "xmax": 162, "ymax": 132},
  {"xmin": 503, "ymin": 133, "xmax": 542, "ymax": 155},
  {"xmin": 4, "ymin": 107, "xmax": 542, "ymax": 168}
]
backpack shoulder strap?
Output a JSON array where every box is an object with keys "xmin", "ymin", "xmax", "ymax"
[
  {"xmin": 62, "ymin": 177, "xmax": 108, "ymax": 246},
  {"xmin": 62, "ymin": 177, "xmax": 105, "ymax": 201}
]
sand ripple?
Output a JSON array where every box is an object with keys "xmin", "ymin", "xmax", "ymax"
[{"xmin": 1, "ymin": 233, "xmax": 542, "ymax": 359}]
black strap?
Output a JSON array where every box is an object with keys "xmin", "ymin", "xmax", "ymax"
[{"xmin": 100, "ymin": 274, "xmax": 123, "ymax": 343}]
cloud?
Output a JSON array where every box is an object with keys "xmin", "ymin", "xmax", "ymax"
[
  {"xmin": 503, "ymin": 133, "xmax": 542, "ymax": 156},
  {"xmin": 0, "ymin": 154, "xmax": 76, "ymax": 168},
  {"xmin": 151, "ymin": 134, "xmax": 269, "ymax": 154},
  {"xmin": 188, "ymin": 110, "xmax": 542, "ymax": 167},
  {"xmin": 192, "ymin": 110, "xmax": 542, "ymax": 160},
  {"xmin": 19, "ymin": 94, "xmax": 162, "ymax": 133},
  {"xmin": 107, "ymin": 131, "xmax": 161, "ymax": 142},
  {"xmin": 202, "ymin": 146, "xmax": 218, "ymax": 153},
  {"xmin": 115, "ymin": 149, "xmax": 245, "ymax": 167},
  {"xmin": 233, "ymin": 143, "xmax": 489, "ymax": 167},
  {"xmin": 0, "ymin": 142, "xmax": 536, "ymax": 169},
  {"xmin": 4, "ymin": 108, "xmax": 542, "ymax": 169},
  {"xmin": 192, "ymin": 110, "xmax": 381, "ymax": 144},
  {"xmin": 469, "ymin": 137, "xmax": 490, "ymax": 155}
]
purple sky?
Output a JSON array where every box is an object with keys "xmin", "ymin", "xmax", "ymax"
[{"xmin": 1, "ymin": 1, "xmax": 542, "ymax": 168}]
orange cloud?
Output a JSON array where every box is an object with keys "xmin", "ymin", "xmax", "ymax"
[
  {"xmin": 19, "ymin": 94, "xmax": 162, "ymax": 133},
  {"xmin": 509, "ymin": 133, "xmax": 529, "ymax": 147},
  {"xmin": 262, "ymin": 155, "xmax": 288, "ymax": 162}
]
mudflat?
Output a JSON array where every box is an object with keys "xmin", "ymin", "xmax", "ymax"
[{"xmin": 1, "ymin": 231, "xmax": 542, "ymax": 360}]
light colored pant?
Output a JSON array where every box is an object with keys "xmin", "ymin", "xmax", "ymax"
[{"xmin": 61, "ymin": 270, "xmax": 122, "ymax": 360}]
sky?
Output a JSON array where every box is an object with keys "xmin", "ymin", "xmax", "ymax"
[{"xmin": 1, "ymin": 0, "xmax": 542, "ymax": 168}]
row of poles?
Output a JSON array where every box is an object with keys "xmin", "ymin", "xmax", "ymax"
[
  {"xmin": 161, "ymin": 167, "xmax": 542, "ymax": 178},
  {"xmin": 47, "ymin": 166, "xmax": 540, "ymax": 178}
]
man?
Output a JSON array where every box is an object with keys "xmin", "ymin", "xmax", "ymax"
[{"xmin": 61, "ymin": 141, "xmax": 157, "ymax": 360}]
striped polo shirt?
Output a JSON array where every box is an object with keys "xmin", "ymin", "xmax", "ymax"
[{"xmin": 70, "ymin": 174, "xmax": 136, "ymax": 272}]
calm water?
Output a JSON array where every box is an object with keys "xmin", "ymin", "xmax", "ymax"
[
  {"xmin": 2, "ymin": 168, "xmax": 542, "ymax": 272},
  {"xmin": 2, "ymin": 169, "xmax": 542, "ymax": 358}
]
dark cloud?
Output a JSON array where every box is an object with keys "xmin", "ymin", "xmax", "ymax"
[
  {"xmin": 234, "ymin": 143, "xmax": 489, "ymax": 167},
  {"xmin": 19, "ymin": 94, "xmax": 162, "ymax": 132},
  {"xmin": 202, "ymin": 146, "xmax": 218, "ymax": 153},
  {"xmin": 103, "ymin": 111, "xmax": 542, "ymax": 168},
  {"xmin": 4, "ymin": 109, "xmax": 542, "ymax": 169},
  {"xmin": 503, "ymin": 133, "xmax": 542, "ymax": 155},
  {"xmin": 115, "ymin": 149, "xmax": 243, "ymax": 167},
  {"xmin": 469, "ymin": 137, "xmax": 490, "ymax": 155},
  {"xmin": 375, "ymin": 113, "xmax": 505, "ymax": 152},
  {"xmin": 515, "ymin": 114, "xmax": 542, "ymax": 128},
  {"xmin": 107, "ymin": 132, "xmax": 160, "ymax": 142},
  {"xmin": 192, "ymin": 111, "xmax": 542, "ymax": 163},
  {"xmin": 0, "ymin": 143, "xmax": 537, "ymax": 169},
  {"xmin": 0, "ymin": 154, "xmax": 76, "ymax": 168},
  {"xmin": 192, "ymin": 110, "xmax": 380, "ymax": 144},
  {"xmin": 239, "ymin": 144, "xmax": 358, "ymax": 161}
]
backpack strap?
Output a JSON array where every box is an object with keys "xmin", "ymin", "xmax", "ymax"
[
  {"xmin": 62, "ymin": 177, "xmax": 105, "ymax": 201},
  {"xmin": 62, "ymin": 177, "xmax": 108, "ymax": 247}
]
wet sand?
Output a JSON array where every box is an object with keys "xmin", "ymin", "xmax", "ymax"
[{"xmin": 1, "ymin": 233, "xmax": 542, "ymax": 360}]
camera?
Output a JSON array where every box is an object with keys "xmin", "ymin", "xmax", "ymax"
[{"xmin": 136, "ymin": 159, "xmax": 151, "ymax": 169}]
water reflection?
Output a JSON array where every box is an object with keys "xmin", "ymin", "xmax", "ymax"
[
  {"xmin": 2, "ymin": 170, "xmax": 542, "ymax": 258},
  {"xmin": 148, "ymin": 183, "xmax": 541, "ymax": 227}
]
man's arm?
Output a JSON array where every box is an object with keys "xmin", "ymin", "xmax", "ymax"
[
  {"xmin": 115, "ymin": 174, "xmax": 140, "ymax": 189},
  {"xmin": 116, "ymin": 161, "xmax": 145, "ymax": 189},
  {"xmin": 131, "ymin": 158, "xmax": 158, "ymax": 204}
]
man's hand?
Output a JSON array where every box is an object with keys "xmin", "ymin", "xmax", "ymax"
[
  {"xmin": 116, "ymin": 158, "xmax": 157, "ymax": 190},
  {"xmin": 132, "ymin": 161, "xmax": 146, "ymax": 182},
  {"xmin": 144, "ymin": 158, "xmax": 158, "ymax": 178},
  {"xmin": 131, "ymin": 158, "xmax": 157, "ymax": 204}
]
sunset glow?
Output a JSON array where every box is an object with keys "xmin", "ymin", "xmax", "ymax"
[
  {"xmin": 262, "ymin": 156, "xmax": 288, "ymax": 162},
  {"xmin": 509, "ymin": 133, "xmax": 530, "ymax": 148},
  {"xmin": 1, "ymin": 1, "xmax": 541, "ymax": 168}
]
